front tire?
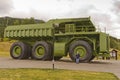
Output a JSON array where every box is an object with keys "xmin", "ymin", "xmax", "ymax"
[{"xmin": 69, "ymin": 40, "xmax": 92, "ymax": 62}]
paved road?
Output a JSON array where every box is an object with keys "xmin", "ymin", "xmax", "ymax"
[{"xmin": 0, "ymin": 57, "xmax": 120, "ymax": 79}]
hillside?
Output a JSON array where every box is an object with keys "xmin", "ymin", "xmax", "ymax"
[
  {"xmin": 0, "ymin": 16, "xmax": 45, "ymax": 27},
  {"xmin": 110, "ymin": 36, "xmax": 120, "ymax": 50}
]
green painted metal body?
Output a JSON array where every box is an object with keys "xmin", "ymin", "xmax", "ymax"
[
  {"xmin": 4, "ymin": 24, "xmax": 53, "ymax": 37},
  {"xmin": 54, "ymin": 42, "xmax": 66, "ymax": 57},
  {"xmin": 4, "ymin": 17, "xmax": 110, "ymax": 57}
]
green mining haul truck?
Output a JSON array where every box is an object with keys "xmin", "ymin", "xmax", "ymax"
[{"xmin": 4, "ymin": 17, "xmax": 110, "ymax": 62}]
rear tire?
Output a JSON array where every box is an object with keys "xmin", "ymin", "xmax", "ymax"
[
  {"xmin": 69, "ymin": 40, "xmax": 92, "ymax": 62},
  {"xmin": 10, "ymin": 42, "xmax": 29, "ymax": 59},
  {"xmin": 32, "ymin": 41, "xmax": 52, "ymax": 60}
]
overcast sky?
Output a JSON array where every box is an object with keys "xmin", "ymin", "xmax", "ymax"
[{"xmin": 0, "ymin": 0, "xmax": 120, "ymax": 38}]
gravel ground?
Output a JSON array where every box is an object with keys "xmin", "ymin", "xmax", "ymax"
[{"xmin": 0, "ymin": 57, "xmax": 120, "ymax": 79}]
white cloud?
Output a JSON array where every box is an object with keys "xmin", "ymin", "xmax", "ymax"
[
  {"xmin": 112, "ymin": 0, "xmax": 120, "ymax": 15},
  {"xmin": 0, "ymin": 0, "xmax": 13, "ymax": 16}
]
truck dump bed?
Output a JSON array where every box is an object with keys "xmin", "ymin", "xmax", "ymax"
[
  {"xmin": 4, "ymin": 24, "xmax": 53, "ymax": 38},
  {"xmin": 4, "ymin": 17, "xmax": 96, "ymax": 38}
]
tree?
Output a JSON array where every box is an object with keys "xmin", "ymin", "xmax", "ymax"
[
  {"xmin": 13, "ymin": 20, "xmax": 20, "ymax": 25},
  {"xmin": 30, "ymin": 17, "xmax": 35, "ymax": 24},
  {"xmin": 110, "ymin": 36, "xmax": 120, "ymax": 50}
]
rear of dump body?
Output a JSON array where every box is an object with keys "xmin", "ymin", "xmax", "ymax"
[{"xmin": 4, "ymin": 17, "xmax": 110, "ymax": 62}]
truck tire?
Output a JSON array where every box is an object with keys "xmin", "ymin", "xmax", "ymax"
[
  {"xmin": 10, "ymin": 42, "xmax": 29, "ymax": 59},
  {"xmin": 32, "ymin": 41, "xmax": 52, "ymax": 60},
  {"xmin": 69, "ymin": 40, "xmax": 92, "ymax": 62}
]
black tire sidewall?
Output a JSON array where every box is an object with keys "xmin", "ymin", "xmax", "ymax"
[
  {"xmin": 69, "ymin": 40, "xmax": 92, "ymax": 62},
  {"xmin": 32, "ymin": 41, "xmax": 50, "ymax": 60},
  {"xmin": 10, "ymin": 42, "xmax": 28, "ymax": 59}
]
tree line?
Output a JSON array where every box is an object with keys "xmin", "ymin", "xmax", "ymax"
[
  {"xmin": 110, "ymin": 36, "xmax": 120, "ymax": 50},
  {"xmin": 0, "ymin": 16, "xmax": 45, "ymax": 27}
]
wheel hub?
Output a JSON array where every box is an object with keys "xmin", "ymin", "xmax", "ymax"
[
  {"xmin": 74, "ymin": 46, "xmax": 87, "ymax": 58},
  {"xmin": 13, "ymin": 46, "xmax": 22, "ymax": 57},
  {"xmin": 35, "ymin": 46, "xmax": 45, "ymax": 57}
]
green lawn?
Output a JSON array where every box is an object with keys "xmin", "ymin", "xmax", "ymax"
[
  {"xmin": 0, "ymin": 52, "xmax": 9, "ymax": 57},
  {"xmin": 0, "ymin": 69, "xmax": 119, "ymax": 80}
]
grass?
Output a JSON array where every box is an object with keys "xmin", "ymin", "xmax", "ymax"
[
  {"xmin": 0, "ymin": 69, "xmax": 119, "ymax": 80},
  {"xmin": 0, "ymin": 52, "xmax": 9, "ymax": 57},
  {"xmin": 0, "ymin": 42, "xmax": 11, "ymax": 57},
  {"xmin": 0, "ymin": 42, "xmax": 11, "ymax": 52}
]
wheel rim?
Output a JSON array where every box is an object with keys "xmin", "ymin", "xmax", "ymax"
[
  {"xmin": 74, "ymin": 46, "xmax": 87, "ymax": 58},
  {"xmin": 13, "ymin": 46, "xmax": 22, "ymax": 57},
  {"xmin": 35, "ymin": 45, "xmax": 45, "ymax": 57}
]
